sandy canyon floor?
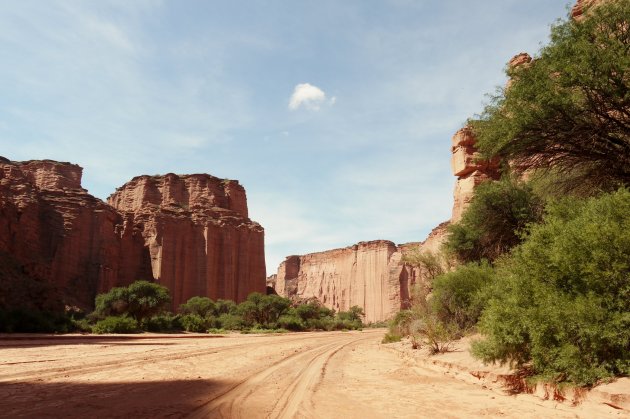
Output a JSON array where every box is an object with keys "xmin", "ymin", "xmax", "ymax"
[{"xmin": 0, "ymin": 329, "xmax": 626, "ymax": 418}]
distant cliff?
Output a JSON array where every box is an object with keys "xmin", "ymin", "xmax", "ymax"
[
  {"xmin": 108, "ymin": 173, "xmax": 266, "ymax": 307},
  {"xmin": 273, "ymin": 86, "xmax": 500, "ymax": 323},
  {"xmin": 0, "ymin": 157, "xmax": 265, "ymax": 311}
]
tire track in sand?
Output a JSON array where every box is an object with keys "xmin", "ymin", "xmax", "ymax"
[{"xmin": 187, "ymin": 332, "xmax": 376, "ymax": 419}]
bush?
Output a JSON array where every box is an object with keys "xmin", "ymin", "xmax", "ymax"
[
  {"xmin": 445, "ymin": 177, "xmax": 543, "ymax": 263},
  {"xmin": 93, "ymin": 316, "xmax": 139, "ymax": 334},
  {"xmin": 179, "ymin": 297, "xmax": 216, "ymax": 317},
  {"xmin": 381, "ymin": 332, "xmax": 402, "ymax": 344},
  {"xmin": 179, "ymin": 314, "xmax": 214, "ymax": 333},
  {"xmin": 217, "ymin": 313, "xmax": 246, "ymax": 330},
  {"xmin": 0, "ymin": 309, "xmax": 73, "ymax": 333},
  {"xmin": 473, "ymin": 189, "xmax": 630, "ymax": 385},
  {"xmin": 237, "ymin": 293, "xmax": 291, "ymax": 328},
  {"xmin": 431, "ymin": 262, "xmax": 494, "ymax": 331},
  {"xmin": 337, "ymin": 306, "xmax": 365, "ymax": 323},
  {"xmin": 402, "ymin": 250, "xmax": 449, "ymax": 281},
  {"xmin": 71, "ymin": 318, "xmax": 93, "ymax": 333},
  {"xmin": 215, "ymin": 299, "xmax": 237, "ymax": 315},
  {"xmin": 328, "ymin": 318, "xmax": 362, "ymax": 331},
  {"xmin": 388, "ymin": 310, "xmax": 414, "ymax": 337},
  {"xmin": 143, "ymin": 313, "xmax": 181, "ymax": 332},
  {"xmin": 277, "ymin": 314, "xmax": 305, "ymax": 331},
  {"xmin": 94, "ymin": 280, "xmax": 171, "ymax": 323}
]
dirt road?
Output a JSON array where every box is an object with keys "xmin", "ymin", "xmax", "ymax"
[{"xmin": 0, "ymin": 330, "xmax": 622, "ymax": 418}]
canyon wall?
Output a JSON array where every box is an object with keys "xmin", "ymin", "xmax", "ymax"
[
  {"xmin": 275, "ymin": 222, "xmax": 450, "ymax": 323},
  {"xmin": 273, "ymin": 72, "xmax": 502, "ymax": 322},
  {"xmin": 108, "ymin": 174, "xmax": 266, "ymax": 308},
  {"xmin": 0, "ymin": 157, "xmax": 265, "ymax": 311}
]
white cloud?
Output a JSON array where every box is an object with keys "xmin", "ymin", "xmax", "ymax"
[{"xmin": 288, "ymin": 83, "xmax": 326, "ymax": 111}]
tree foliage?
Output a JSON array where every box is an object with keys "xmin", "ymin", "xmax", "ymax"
[
  {"xmin": 237, "ymin": 293, "xmax": 292, "ymax": 327},
  {"xmin": 472, "ymin": 189, "xmax": 630, "ymax": 385},
  {"xmin": 431, "ymin": 262, "xmax": 494, "ymax": 331},
  {"xmin": 445, "ymin": 177, "xmax": 543, "ymax": 263},
  {"xmin": 94, "ymin": 280, "xmax": 170, "ymax": 323},
  {"xmin": 471, "ymin": 0, "xmax": 630, "ymax": 193},
  {"xmin": 178, "ymin": 296, "xmax": 216, "ymax": 317}
]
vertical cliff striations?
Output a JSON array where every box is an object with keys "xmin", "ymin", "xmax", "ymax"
[
  {"xmin": 0, "ymin": 157, "xmax": 266, "ymax": 311},
  {"xmin": 108, "ymin": 173, "xmax": 266, "ymax": 308},
  {"xmin": 0, "ymin": 158, "xmax": 148, "ymax": 309}
]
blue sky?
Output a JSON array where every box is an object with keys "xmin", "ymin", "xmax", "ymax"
[{"xmin": 0, "ymin": 1, "xmax": 571, "ymax": 274}]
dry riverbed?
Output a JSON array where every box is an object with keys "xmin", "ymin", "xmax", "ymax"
[{"xmin": 0, "ymin": 329, "xmax": 626, "ymax": 418}]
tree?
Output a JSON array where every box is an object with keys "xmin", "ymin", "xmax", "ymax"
[
  {"xmin": 444, "ymin": 177, "xmax": 543, "ymax": 263},
  {"xmin": 125, "ymin": 281, "xmax": 171, "ymax": 322},
  {"xmin": 179, "ymin": 296, "xmax": 216, "ymax": 317},
  {"xmin": 472, "ymin": 189, "xmax": 630, "ymax": 385},
  {"xmin": 94, "ymin": 280, "xmax": 171, "ymax": 323},
  {"xmin": 237, "ymin": 293, "xmax": 291, "ymax": 327},
  {"xmin": 430, "ymin": 261, "xmax": 494, "ymax": 331},
  {"xmin": 471, "ymin": 0, "xmax": 630, "ymax": 193}
]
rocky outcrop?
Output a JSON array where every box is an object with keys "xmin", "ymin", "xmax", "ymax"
[
  {"xmin": 275, "ymin": 222, "xmax": 450, "ymax": 323},
  {"xmin": 275, "ymin": 241, "xmax": 400, "ymax": 323},
  {"xmin": 0, "ymin": 158, "xmax": 147, "ymax": 309},
  {"xmin": 108, "ymin": 174, "xmax": 266, "ymax": 308},
  {"xmin": 273, "ymin": 115, "xmax": 498, "ymax": 321},
  {"xmin": 571, "ymin": 0, "xmax": 607, "ymax": 19},
  {"xmin": 0, "ymin": 157, "xmax": 265, "ymax": 311},
  {"xmin": 450, "ymin": 127, "xmax": 500, "ymax": 221}
]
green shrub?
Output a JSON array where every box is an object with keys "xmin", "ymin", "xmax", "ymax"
[
  {"xmin": 94, "ymin": 280, "xmax": 171, "ymax": 323},
  {"xmin": 143, "ymin": 313, "xmax": 181, "ymax": 332},
  {"xmin": 445, "ymin": 177, "xmax": 543, "ymax": 263},
  {"xmin": 71, "ymin": 318, "xmax": 93, "ymax": 333},
  {"xmin": 473, "ymin": 189, "xmax": 630, "ymax": 385},
  {"xmin": 207, "ymin": 328, "xmax": 227, "ymax": 334},
  {"xmin": 430, "ymin": 261, "xmax": 494, "ymax": 331},
  {"xmin": 179, "ymin": 314, "xmax": 216, "ymax": 332},
  {"xmin": 215, "ymin": 299, "xmax": 237, "ymax": 315},
  {"xmin": 237, "ymin": 293, "xmax": 291, "ymax": 328},
  {"xmin": 179, "ymin": 297, "xmax": 215, "ymax": 317},
  {"xmin": 93, "ymin": 316, "xmax": 139, "ymax": 334},
  {"xmin": 305, "ymin": 316, "xmax": 334, "ymax": 331},
  {"xmin": 337, "ymin": 306, "xmax": 365, "ymax": 323},
  {"xmin": 277, "ymin": 314, "xmax": 305, "ymax": 331},
  {"xmin": 381, "ymin": 332, "xmax": 402, "ymax": 344},
  {"xmin": 217, "ymin": 313, "xmax": 246, "ymax": 330},
  {"xmin": 328, "ymin": 318, "xmax": 362, "ymax": 331},
  {"xmin": 0, "ymin": 309, "xmax": 73, "ymax": 333}
]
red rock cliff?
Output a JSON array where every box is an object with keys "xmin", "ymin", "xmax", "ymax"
[
  {"xmin": 275, "ymin": 222, "xmax": 450, "ymax": 323},
  {"xmin": 0, "ymin": 157, "xmax": 149, "ymax": 309},
  {"xmin": 108, "ymin": 173, "xmax": 266, "ymax": 308},
  {"xmin": 0, "ymin": 157, "xmax": 266, "ymax": 311}
]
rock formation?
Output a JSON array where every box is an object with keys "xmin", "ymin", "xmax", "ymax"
[
  {"xmin": 272, "ymin": 111, "xmax": 500, "ymax": 321},
  {"xmin": 450, "ymin": 127, "xmax": 501, "ymax": 221},
  {"xmin": 274, "ymin": 222, "xmax": 450, "ymax": 323},
  {"xmin": 273, "ymin": 69, "xmax": 504, "ymax": 321},
  {"xmin": 108, "ymin": 174, "xmax": 266, "ymax": 308},
  {"xmin": 273, "ymin": 0, "xmax": 602, "ymax": 321},
  {"xmin": 0, "ymin": 157, "xmax": 265, "ymax": 311},
  {"xmin": 571, "ymin": 0, "xmax": 607, "ymax": 19}
]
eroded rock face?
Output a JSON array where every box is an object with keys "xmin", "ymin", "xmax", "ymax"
[
  {"xmin": 450, "ymin": 127, "xmax": 500, "ymax": 221},
  {"xmin": 0, "ymin": 157, "xmax": 265, "ymax": 311},
  {"xmin": 571, "ymin": 0, "xmax": 607, "ymax": 19},
  {"xmin": 0, "ymin": 158, "xmax": 148, "ymax": 309},
  {"xmin": 275, "ymin": 223, "xmax": 450, "ymax": 323},
  {"xmin": 108, "ymin": 174, "xmax": 266, "ymax": 308}
]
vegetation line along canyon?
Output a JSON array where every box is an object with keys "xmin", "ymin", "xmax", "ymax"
[{"xmin": 1, "ymin": 0, "xmax": 629, "ymax": 417}]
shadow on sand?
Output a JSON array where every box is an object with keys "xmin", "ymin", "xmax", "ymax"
[{"xmin": 0, "ymin": 378, "xmax": 235, "ymax": 418}]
